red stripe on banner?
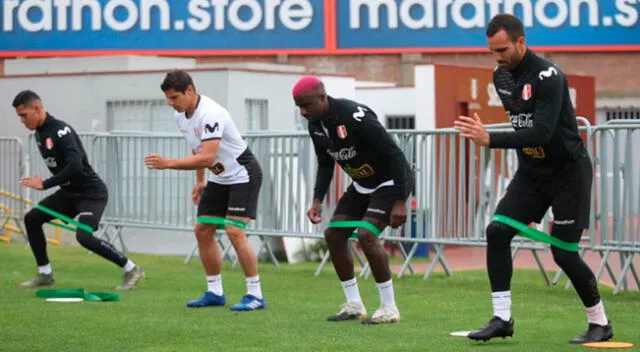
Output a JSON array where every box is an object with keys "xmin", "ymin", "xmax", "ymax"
[{"xmin": 0, "ymin": 48, "xmax": 330, "ymax": 58}]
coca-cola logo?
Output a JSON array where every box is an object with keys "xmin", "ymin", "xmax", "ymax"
[
  {"xmin": 507, "ymin": 111, "xmax": 534, "ymax": 128},
  {"xmin": 327, "ymin": 146, "xmax": 357, "ymax": 161}
]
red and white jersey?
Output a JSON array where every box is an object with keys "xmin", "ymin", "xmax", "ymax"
[{"xmin": 176, "ymin": 95, "xmax": 250, "ymax": 184}]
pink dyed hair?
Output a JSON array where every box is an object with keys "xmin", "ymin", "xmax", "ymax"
[{"xmin": 292, "ymin": 76, "xmax": 324, "ymax": 96}]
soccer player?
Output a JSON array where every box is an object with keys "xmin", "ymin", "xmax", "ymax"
[
  {"xmin": 454, "ymin": 14, "xmax": 613, "ymax": 344},
  {"xmin": 14, "ymin": 90, "xmax": 144, "ymax": 290},
  {"xmin": 145, "ymin": 70, "xmax": 265, "ymax": 311},
  {"xmin": 293, "ymin": 76, "xmax": 414, "ymax": 324}
]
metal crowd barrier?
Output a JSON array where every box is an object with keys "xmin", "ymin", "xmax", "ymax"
[
  {"xmin": 0, "ymin": 137, "xmax": 26, "ymax": 242},
  {"xmin": 5, "ymin": 118, "xmax": 638, "ymax": 293},
  {"xmin": 95, "ymin": 132, "xmax": 298, "ymax": 266},
  {"xmin": 550, "ymin": 119, "xmax": 639, "ymax": 293},
  {"xmin": 587, "ymin": 122, "xmax": 640, "ymax": 293},
  {"xmin": 381, "ymin": 127, "xmax": 554, "ymax": 283},
  {"xmin": 245, "ymin": 132, "xmax": 413, "ymax": 274}
]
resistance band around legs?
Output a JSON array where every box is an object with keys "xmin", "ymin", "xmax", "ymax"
[
  {"xmin": 329, "ymin": 220, "xmax": 382, "ymax": 238},
  {"xmin": 197, "ymin": 216, "xmax": 247, "ymax": 229},
  {"xmin": 492, "ymin": 214, "xmax": 578, "ymax": 252}
]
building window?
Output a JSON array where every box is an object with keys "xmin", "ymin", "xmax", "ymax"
[
  {"xmin": 386, "ymin": 115, "xmax": 416, "ymax": 129},
  {"xmin": 246, "ymin": 99, "xmax": 268, "ymax": 131},
  {"xmin": 107, "ymin": 100, "xmax": 175, "ymax": 132},
  {"xmin": 605, "ymin": 108, "xmax": 640, "ymax": 121}
]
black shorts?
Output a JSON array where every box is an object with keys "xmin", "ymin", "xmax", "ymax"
[
  {"xmin": 197, "ymin": 160, "xmax": 262, "ymax": 219},
  {"xmin": 333, "ymin": 173, "xmax": 415, "ymax": 222},
  {"xmin": 36, "ymin": 188, "xmax": 108, "ymax": 230},
  {"xmin": 494, "ymin": 155, "xmax": 592, "ymax": 242}
]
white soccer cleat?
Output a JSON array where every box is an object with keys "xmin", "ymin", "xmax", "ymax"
[
  {"xmin": 326, "ymin": 301, "xmax": 367, "ymax": 321},
  {"xmin": 362, "ymin": 305, "xmax": 400, "ymax": 324}
]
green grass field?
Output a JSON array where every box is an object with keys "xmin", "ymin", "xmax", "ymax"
[{"xmin": 1, "ymin": 242, "xmax": 638, "ymax": 352}]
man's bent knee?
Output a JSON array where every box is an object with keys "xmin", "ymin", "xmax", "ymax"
[
  {"xmin": 75, "ymin": 214, "xmax": 100, "ymax": 245},
  {"xmin": 550, "ymin": 225, "xmax": 582, "ymax": 267},
  {"xmin": 356, "ymin": 230, "xmax": 379, "ymax": 249},
  {"xmin": 194, "ymin": 223, "xmax": 217, "ymax": 241},
  {"xmin": 324, "ymin": 227, "xmax": 351, "ymax": 244},
  {"xmin": 75, "ymin": 230, "xmax": 93, "ymax": 247},
  {"xmin": 356, "ymin": 217, "xmax": 384, "ymax": 249},
  {"xmin": 78, "ymin": 214, "xmax": 99, "ymax": 231},
  {"xmin": 24, "ymin": 208, "xmax": 47, "ymax": 227},
  {"xmin": 225, "ymin": 225, "xmax": 246, "ymax": 241},
  {"xmin": 485, "ymin": 221, "xmax": 517, "ymax": 247},
  {"xmin": 551, "ymin": 245, "xmax": 580, "ymax": 268}
]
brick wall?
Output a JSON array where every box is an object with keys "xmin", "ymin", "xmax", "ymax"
[
  {"xmin": 198, "ymin": 52, "xmax": 640, "ymax": 97},
  {"xmin": 544, "ymin": 53, "xmax": 640, "ymax": 95}
]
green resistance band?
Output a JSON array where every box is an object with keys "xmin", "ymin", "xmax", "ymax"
[
  {"xmin": 35, "ymin": 204, "xmax": 94, "ymax": 234},
  {"xmin": 329, "ymin": 220, "xmax": 382, "ymax": 238},
  {"xmin": 48, "ymin": 221, "xmax": 77, "ymax": 233},
  {"xmin": 492, "ymin": 214, "xmax": 578, "ymax": 252},
  {"xmin": 36, "ymin": 288, "xmax": 120, "ymax": 302},
  {"xmin": 197, "ymin": 216, "xmax": 247, "ymax": 229}
]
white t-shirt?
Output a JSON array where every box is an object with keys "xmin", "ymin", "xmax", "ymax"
[{"xmin": 176, "ymin": 95, "xmax": 250, "ymax": 185}]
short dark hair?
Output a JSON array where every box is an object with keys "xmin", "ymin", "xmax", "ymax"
[
  {"xmin": 160, "ymin": 70, "xmax": 195, "ymax": 93},
  {"xmin": 486, "ymin": 14, "xmax": 525, "ymax": 42},
  {"xmin": 12, "ymin": 90, "xmax": 41, "ymax": 108}
]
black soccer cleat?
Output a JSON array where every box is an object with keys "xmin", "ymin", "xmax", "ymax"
[
  {"xmin": 467, "ymin": 316, "xmax": 514, "ymax": 341},
  {"xmin": 569, "ymin": 322, "xmax": 613, "ymax": 344}
]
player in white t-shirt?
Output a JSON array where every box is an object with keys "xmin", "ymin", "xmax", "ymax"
[{"xmin": 144, "ymin": 70, "xmax": 265, "ymax": 311}]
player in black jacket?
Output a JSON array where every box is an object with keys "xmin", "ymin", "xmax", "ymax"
[
  {"xmin": 293, "ymin": 76, "xmax": 414, "ymax": 324},
  {"xmin": 13, "ymin": 90, "xmax": 144, "ymax": 290},
  {"xmin": 454, "ymin": 14, "xmax": 612, "ymax": 344}
]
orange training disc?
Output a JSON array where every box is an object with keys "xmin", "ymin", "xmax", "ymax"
[{"xmin": 582, "ymin": 342, "xmax": 634, "ymax": 349}]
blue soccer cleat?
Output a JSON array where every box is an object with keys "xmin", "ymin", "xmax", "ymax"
[
  {"xmin": 230, "ymin": 294, "xmax": 267, "ymax": 311},
  {"xmin": 186, "ymin": 291, "xmax": 227, "ymax": 308}
]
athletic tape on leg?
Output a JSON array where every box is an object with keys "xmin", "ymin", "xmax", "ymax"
[
  {"xmin": 329, "ymin": 220, "xmax": 382, "ymax": 238},
  {"xmin": 197, "ymin": 216, "xmax": 247, "ymax": 229},
  {"xmin": 492, "ymin": 215, "xmax": 579, "ymax": 252}
]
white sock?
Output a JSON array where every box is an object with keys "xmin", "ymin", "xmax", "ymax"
[
  {"xmin": 207, "ymin": 274, "xmax": 223, "ymax": 296},
  {"xmin": 492, "ymin": 291, "xmax": 511, "ymax": 321},
  {"xmin": 341, "ymin": 277, "xmax": 362, "ymax": 303},
  {"xmin": 586, "ymin": 301, "xmax": 608, "ymax": 326},
  {"xmin": 376, "ymin": 279, "xmax": 396, "ymax": 308},
  {"xmin": 123, "ymin": 260, "xmax": 136, "ymax": 272},
  {"xmin": 246, "ymin": 275, "xmax": 262, "ymax": 299},
  {"xmin": 38, "ymin": 264, "xmax": 52, "ymax": 275}
]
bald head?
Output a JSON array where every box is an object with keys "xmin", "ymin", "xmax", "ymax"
[{"xmin": 292, "ymin": 76, "xmax": 325, "ymax": 97}]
